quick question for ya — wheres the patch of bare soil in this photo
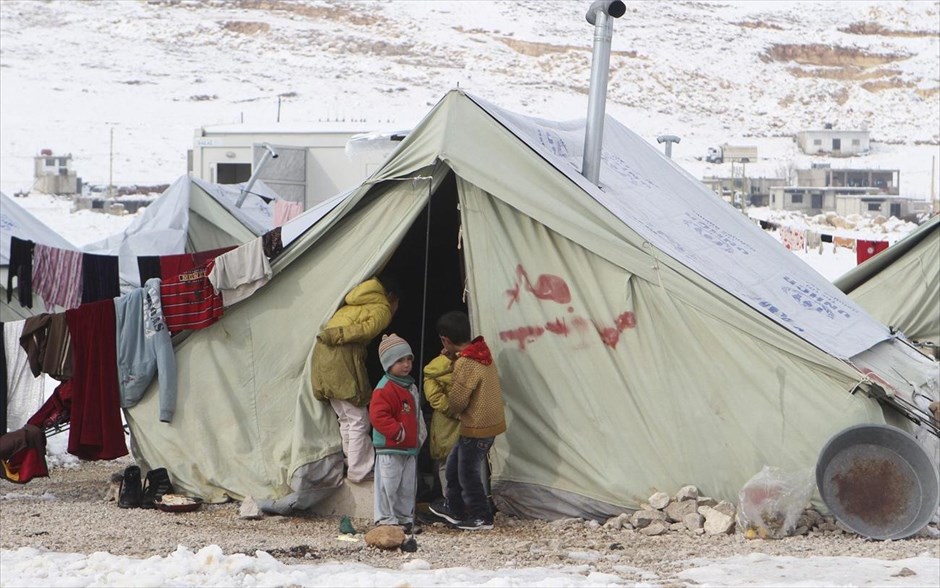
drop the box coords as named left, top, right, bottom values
left=2, top=462, right=937, bottom=584
left=735, top=20, right=784, bottom=31
left=840, top=22, right=940, bottom=39
left=763, top=43, right=912, bottom=68
left=786, top=66, right=902, bottom=81
left=221, top=21, right=271, bottom=35
left=497, top=37, right=637, bottom=59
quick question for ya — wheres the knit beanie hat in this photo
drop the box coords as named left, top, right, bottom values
left=379, top=333, right=413, bottom=372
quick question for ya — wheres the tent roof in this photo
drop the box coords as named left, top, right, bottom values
left=0, top=191, right=75, bottom=266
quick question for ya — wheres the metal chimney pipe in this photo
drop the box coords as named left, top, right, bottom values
left=582, top=0, right=626, bottom=185
left=236, top=143, right=279, bottom=208
left=657, top=135, right=681, bottom=159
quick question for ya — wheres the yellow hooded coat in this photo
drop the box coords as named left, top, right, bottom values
left=311, top=278, right=392, bottom=406
left=423, top=353, right=460, bottom=461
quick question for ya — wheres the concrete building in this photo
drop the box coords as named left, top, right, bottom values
left=797, top=127, right=870, bottom=156
left=33, top=150, right=79, bottom=194
left=702, top=175, right=787, bottom=207
left=189, top=123, right=402, bottom=210
left=796, top=164, right=899, bottom=196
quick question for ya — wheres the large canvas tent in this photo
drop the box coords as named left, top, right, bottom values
left=0, top=191, right=76, bottom=321
left=834, top=215, right=940, bottom=350
left=85, top=175, right=278, bottom=288
left=126, top=91, right=939, bottom=520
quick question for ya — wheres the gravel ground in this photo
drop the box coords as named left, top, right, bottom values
left=2, top=459, right=938, bottom=585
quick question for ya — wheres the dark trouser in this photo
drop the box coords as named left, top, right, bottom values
left=445, top=435, right=494, bottom=521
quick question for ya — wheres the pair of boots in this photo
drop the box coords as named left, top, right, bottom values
left=118, top=466, right=173, bottom=509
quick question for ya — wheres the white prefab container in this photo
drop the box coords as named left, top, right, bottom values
left=190, top=123, right=401, bottom=210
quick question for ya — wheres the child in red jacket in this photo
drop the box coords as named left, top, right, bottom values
left=369, top=334, right=426, bottom=529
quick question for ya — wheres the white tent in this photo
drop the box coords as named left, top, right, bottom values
left=84, top=175, right=278, bottom=288
left=0, top=191, right=76, bottom=321
left=835, top=215, right=940, bottom=351
left=126, top=91, right=939, bottom=520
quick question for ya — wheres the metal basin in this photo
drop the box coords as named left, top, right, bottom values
left=816, top=424, right=939, bottom=540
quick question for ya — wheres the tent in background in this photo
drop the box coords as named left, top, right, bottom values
left=126, top=90, right=938, bottom=520
left=834, top=215, right=940, bottom=352
left=0, top=191, right=76, bottom=321
left=84, top=175, right=279, bottom=288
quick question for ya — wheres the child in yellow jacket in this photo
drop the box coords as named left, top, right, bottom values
left=423, top=352, right=460, bottom=496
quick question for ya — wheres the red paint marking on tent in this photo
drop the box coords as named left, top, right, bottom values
left=615, top=311, right=636, bottom=331
left=516, top=265, right=572, bottom=304
left=505, top=282, right=521, bottom=309
left=499, top=325, right=545, bottom=350
left=567, top=306, right=574, bottom=313
left=545, top=318, right=569, bottom=336
left=594, top=322, right=620, bottom=349
left=571, top=316, right=590, bottom=333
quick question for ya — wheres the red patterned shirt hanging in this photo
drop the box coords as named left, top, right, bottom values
left=160, top=247, right=234, bottom=333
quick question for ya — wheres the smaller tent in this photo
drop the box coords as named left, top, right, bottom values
left=834, top=215, right=940, bottom=350
left=84, top=175, right=279, bottom=288
left=0, top=192, right=75, bottom=321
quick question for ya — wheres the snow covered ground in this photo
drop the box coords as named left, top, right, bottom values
left=1, top=543, right=937, bottom=587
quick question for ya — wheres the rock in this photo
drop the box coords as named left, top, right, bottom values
left=665, top=500, right=698, bottom=523
left=630, top=509, right=667, bottom=529
left=794, top=525, right=809, bottom=536
left=585, top=519, right=600, bottom=529
left=702, top=508, right=735, bottom=535
left=713, top=500, right=736, bottom=518
left=648, top=492, right=671, bottom=510
left=892, top=567, right=917, bottom=577
left=675, top=485, right=699, bottom=502
left=694, top=527, right=705, bottom=535
left=669, top=522, right=685, bottom=532
left=639, top=520, right=668, bottom=536
left=682, top=513, right=705, bottom=531
left=238, top=496, right=262, bottom=520
left=365, top=525, right=406, bottom=550
left=603, top=513, right=630, bottom=531
left=696, top=497, right=718, bottom=509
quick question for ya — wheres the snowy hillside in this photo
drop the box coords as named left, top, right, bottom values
left=1, top=0, right=938, bottom=195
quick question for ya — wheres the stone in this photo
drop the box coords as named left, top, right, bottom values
left=648, top=492, right=671, bottom=510
left=682, top=513, right=705, bottom=531
left=794, top=526, right=809, bottom=536
left=702, top=508, right=735, bottom=535
left=630, top=509, right=667, bottom=529
left=669, top=522, right=685, bottom=532
left=238, top=496, right=262, bottom=520
left=675, top=485, right=699, bottom=502
left=696, top=497, right=718, bottom=509
left=639, top=520, right=668, bottom=536
left=892, top=567, right=917, bottom=578
left=603, top=513, right=630, bottom=531
left=665, top=500, right=698, bottom=523
left=713, top=500, right=736, bottom=518
left=585, top=519, right=600, bottom=529
left=365, top=525, right=406, bottom=550
left=694, top=528, right=705, bottom=535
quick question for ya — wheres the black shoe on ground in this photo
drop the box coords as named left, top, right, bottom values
left=140, top=467, right=174, bottom=509
left=456, top=517, right=493, bottom=531
left=429, top=499, right=463, bottom=525
left=118, top=465, right=142, bottom=509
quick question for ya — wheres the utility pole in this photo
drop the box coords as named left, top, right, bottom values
left=932, top=155, right=937, bottom=215
left=108, top=126, right=114, bottom=199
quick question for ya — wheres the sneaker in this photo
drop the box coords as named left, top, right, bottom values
left=140, top=467, right=174, bottom=509
left=402, top=523, right=422, bottom=535
left=429, top=499, right=463, bottom=525
left=456, top=517, right=493, bottom=531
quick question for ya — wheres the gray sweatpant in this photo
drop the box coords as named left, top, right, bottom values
left=373, top=453, right=416, bottom=526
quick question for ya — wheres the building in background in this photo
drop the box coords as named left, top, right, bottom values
left=797, top=126, right=870, bottom=157
left=188, top=123, right=402, bottom=210
left=33, top=149, right=79, bottom=194
left=768, top=163, right=927, bottom=217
